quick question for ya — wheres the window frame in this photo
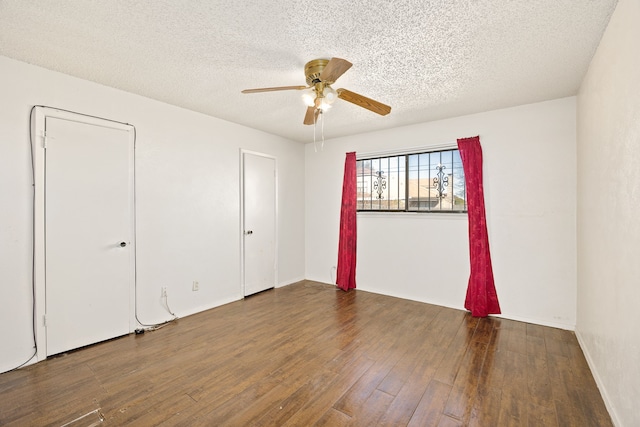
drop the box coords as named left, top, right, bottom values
left=356, top=145, right=467, bottom=214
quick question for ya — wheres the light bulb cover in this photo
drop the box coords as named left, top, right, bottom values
left=318, top=100, right=332, bottom=111
left=324, top=86, right=337, bottom=103
left=301, top=89, right=315, bottom=107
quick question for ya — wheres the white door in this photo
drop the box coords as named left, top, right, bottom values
left=242, top=152, right=276, bottom=296
left=45, top=116, right=134, bottom=356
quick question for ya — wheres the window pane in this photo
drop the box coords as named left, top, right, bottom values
left=358, top=156, right=405, bottom=211
left=356, top=160, right=367, bottom=210
left=372, top=158, right=384, bottom=210
left=397, top=156, right=406, bottom=210
left=357, top=148, right=466, bottom=213
left=451, top=150, right=466, bottom=211
left=408, top=153, right=437, bottom=211
left=356, top=159, right=374, bottom=210
left=406, top=154, right=419, bottom=210
left=384, top=156, right=403, bottom=210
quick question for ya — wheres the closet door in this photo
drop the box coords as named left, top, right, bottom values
left=242, top=152, right=276, bottom=296
left=45, top=116, right=134, bottom=355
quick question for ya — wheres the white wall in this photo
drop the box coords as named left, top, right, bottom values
left=0, top=55, right=305, bottom=373
left=306, top=97, right=577, bottom=328
left=576, top=0, right=640, bottom=425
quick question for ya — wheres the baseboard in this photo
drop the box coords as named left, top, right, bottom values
left=306, top=279, right=576, bottom=331
left=0, top=352, right=39, bottom=374
left=276, top=276, right=306, bottom=288
left=575, top=329, right=621, bottom=427
left=175, top=294, right=243, bottom=319
left=491, top=313, right=575, bottom=331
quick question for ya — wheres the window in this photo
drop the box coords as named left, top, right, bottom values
left=357, top=148, right=467, bottom=212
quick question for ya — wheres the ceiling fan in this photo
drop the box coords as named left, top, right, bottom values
left=241, top=58, right=391, bottom=125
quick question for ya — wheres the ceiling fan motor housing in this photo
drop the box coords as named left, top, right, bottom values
left=304, top=59, right=331, bottom=85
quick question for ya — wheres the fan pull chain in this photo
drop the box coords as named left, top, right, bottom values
left=312, top=110, right=326, bottom=152
left=313, top=112, right=317, bottom=152
left=321, top=111, right=325, bottom=151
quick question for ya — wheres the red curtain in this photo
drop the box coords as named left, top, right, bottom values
left=457, top=136, right=501, bottom=317
left=336, top=152, right=357, bottom=291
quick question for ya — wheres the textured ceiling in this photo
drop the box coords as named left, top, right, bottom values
left=0, top=1, right=617, bottom=143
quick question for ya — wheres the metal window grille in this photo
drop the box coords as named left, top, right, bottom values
left=357, top=149, right=467, bottom=213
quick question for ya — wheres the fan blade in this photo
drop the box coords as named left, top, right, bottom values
left=242, top=85, right=307, bottom=93
left=303, top=106, right=319, bottom=125
left=320, top=58, right=352, bottom=83
left=336, top=88, right=391, bottom=116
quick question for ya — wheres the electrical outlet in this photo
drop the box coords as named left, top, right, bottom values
left=192, top=281, right=199, bottom=291
left=161, top=286, right=167, bottom=297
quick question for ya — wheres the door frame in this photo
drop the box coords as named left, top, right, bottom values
left=31, top=106, right=136, bottom=361
left=239, top=149, right=278, bottom=296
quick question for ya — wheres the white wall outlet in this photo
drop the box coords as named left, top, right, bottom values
left=161, top=286, right=167, bottom=297
left=192, top=281, right=199, bottom=291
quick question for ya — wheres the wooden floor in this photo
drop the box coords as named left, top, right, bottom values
left=0, top=281, right=611, bottom=426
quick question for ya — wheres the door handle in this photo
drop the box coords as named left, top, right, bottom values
left=119, top=241, right=127, bottom=247
left=244, top=230, right=253, bottom=235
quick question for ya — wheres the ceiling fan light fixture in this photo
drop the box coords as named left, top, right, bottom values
left=318, top=101, right=332, bottom=112
left=323, top=86, right=337, bottom=104
left=314, top=93, right=332, bottom=112
left=301, top=89, right=315, bottom=107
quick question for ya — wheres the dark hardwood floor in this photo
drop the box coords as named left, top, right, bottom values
left=0, top=281, right=612, bottom=426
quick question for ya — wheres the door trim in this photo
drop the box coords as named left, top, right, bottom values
left=239, top=149, right=278, bottom=297
left=31, top=106, right=136, bottom=361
